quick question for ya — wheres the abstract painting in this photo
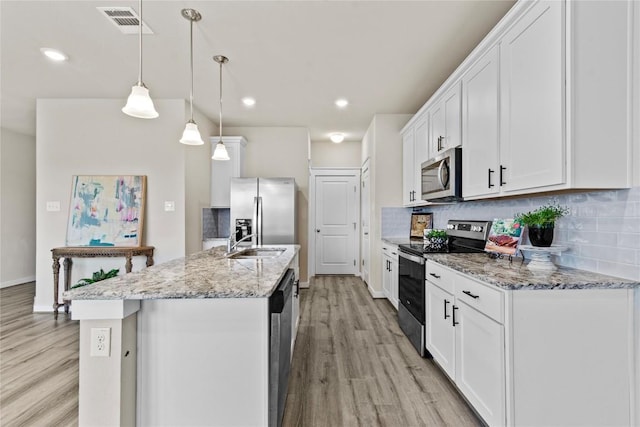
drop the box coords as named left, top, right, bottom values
left=66, top=175, right=146, bottom=247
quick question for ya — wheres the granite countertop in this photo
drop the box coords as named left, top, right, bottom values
left=63, top=245, right=299, bottom=300
left=382, top=237, right=415, bottom=246
left=425, top=253, right=639, bottom=290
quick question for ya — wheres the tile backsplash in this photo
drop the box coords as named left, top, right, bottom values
left=202, top=208, right=230, bottom=239
left=382, top=187, right=640, bottom=281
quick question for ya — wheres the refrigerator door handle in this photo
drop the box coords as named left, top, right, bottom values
left=256, top=196, right=263, bottom=245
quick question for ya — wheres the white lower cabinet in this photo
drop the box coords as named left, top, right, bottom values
left=425, top=260, right=635, bottom=426
left=455, top=300, right=505, bottom=427
left=381, top=242, right=399, bottom=309
left=426, top=261, right=505, bottom=425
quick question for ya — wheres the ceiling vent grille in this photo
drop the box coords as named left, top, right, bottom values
left=97, top=7, right=153, bottom=34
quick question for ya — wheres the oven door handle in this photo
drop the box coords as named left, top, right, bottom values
left=399, top=250, right=425, bottom=265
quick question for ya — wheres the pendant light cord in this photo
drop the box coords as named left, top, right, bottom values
left=218, top=60, right=223, bottom=142
left=189, top=18, right=194, bottom=121
left=137, top=0, right=143, bottom=86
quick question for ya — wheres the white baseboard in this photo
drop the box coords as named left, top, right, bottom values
left=1, top=275, right=35, bottom=289
left=33, top=304, right=66, bottom=313
left=367, top=285, right=386, bottom=299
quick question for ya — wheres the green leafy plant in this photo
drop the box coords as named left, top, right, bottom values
left=426, top=229, right=448, bottom=239
left=514, top=203, right=569, bottom=227
left=71, top=268, right=119, bottom=289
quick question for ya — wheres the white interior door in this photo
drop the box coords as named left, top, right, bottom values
left=315, top=175, right=358, bottom=275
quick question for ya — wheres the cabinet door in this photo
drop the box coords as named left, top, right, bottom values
left=443, top=82, right=461, bottom=150
left=462, top=46, right=500, bottom=198
left=413, top=115, right=429, bottom=202
left=381, top=252, right=391, bottom=298
left=402, top=128, right=416, bottom=205
left=425, top=282, right=455, bottom=379
left=500, top=0, right=564, bottom=192
left=429, top=103, right=445, bottom=156
left=211, top=139, right=245, bottom=207
left=455, top=301, right=505, bottom=427
left=389, top=256, right=399, bottom=310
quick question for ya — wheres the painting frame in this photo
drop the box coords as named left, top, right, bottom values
left=484, top=218, right=523, bottom=256
left=65, top=175, right=147, bottom=247
left=410, top=213, right=433, bottom=239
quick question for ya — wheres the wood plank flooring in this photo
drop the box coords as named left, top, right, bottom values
left=0, top=282, right=79, bottom=426
left=283, top=276, right=480, bottom=427
left=1, top=277, right=479, bottom=426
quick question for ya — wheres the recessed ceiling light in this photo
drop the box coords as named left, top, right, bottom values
left=242, top=97, right=256, bottom=107
left=335, top=99, right=348, bottom=108
left=40, top=48, right=68, bottom=62
left=330, top=133, right=345, bottom=143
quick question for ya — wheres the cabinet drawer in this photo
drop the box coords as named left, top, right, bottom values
left=426, top=261, right=455, bottom=294
left=382, top=243, right=399, bottom=261
left=455, top=274, right=503, bottom=323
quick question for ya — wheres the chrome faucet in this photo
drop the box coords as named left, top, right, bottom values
left=227, top=234, right=255, bottom=253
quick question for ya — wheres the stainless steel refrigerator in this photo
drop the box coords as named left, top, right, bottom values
left=230, top=178, right=297, bottom=246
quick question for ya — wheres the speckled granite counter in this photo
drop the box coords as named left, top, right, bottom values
left=382, top=237, right=414, bottom=246
left=425, top=252, right=639, bottom=290
left=63, top=245, right=299, bottom=300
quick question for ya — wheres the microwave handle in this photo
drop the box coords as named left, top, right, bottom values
left=437, top=159, right=449, bottom=190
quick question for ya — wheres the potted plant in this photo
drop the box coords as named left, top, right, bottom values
left=71, top=268, right=119, bottom=289
left=514, top=203, right=569, bottom=247
left=425, top=229, right=448, bottom=251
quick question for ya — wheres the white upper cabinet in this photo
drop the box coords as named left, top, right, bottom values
left=462, top=46, right=500, bottom=198
left=413, top=113, right=429, bottom=201
left=499, top=0, right=564, bottom=193
left=430, top=83, right=462, bottom=157
left=403, top=0, right=634, bottom=202
left=210, top=136, right=247, bottom=207
left=402, top=112, right=430, bottom=207
left=402, top=127, right=416, bottom=206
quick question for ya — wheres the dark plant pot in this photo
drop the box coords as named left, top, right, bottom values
left=528, top=225, right=554, bottom=247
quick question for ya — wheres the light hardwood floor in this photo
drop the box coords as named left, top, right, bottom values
left=1, top=278, right=478, bottom=426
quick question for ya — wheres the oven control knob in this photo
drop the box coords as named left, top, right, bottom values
left=447, top=224, right=455, bottom=230
left=471, top=225, right=477, bottom=232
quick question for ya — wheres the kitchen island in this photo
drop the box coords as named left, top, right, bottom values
left=64, top=245, right=300, bottom=427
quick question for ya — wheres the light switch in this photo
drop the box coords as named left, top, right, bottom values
left=46, top=201, right=60, bottom=212
left=164, top=201, right=175, bottom=212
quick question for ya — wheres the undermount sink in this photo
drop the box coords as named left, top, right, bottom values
left=226, top=248, right=285, bottom=259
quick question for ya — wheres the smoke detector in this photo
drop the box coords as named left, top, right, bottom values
left=97, top=7, right=153, bottom=34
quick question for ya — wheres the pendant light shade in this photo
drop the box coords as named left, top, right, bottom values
left=179, top=9, right=204, bottom=145
left=212, top=55, right=230, bottom=161
left=122, top=0, right=158, bottom=119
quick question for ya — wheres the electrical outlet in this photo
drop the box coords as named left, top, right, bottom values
left=90, top=327, right=111, bottom=357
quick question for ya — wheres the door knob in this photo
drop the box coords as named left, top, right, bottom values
left=316, top=229, right=320, bottom=233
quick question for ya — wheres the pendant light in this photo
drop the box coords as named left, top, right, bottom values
left=212, top=55, right=230, bottom=161
left=179, top=9, right=204, bottom=145
left=122, top=0, right=159, bottom=119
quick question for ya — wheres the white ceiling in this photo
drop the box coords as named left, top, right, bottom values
left=0, top=0, right=515, bottom=142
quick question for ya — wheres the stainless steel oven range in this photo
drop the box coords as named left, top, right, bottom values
left=397, top=219, right=491, bottom=356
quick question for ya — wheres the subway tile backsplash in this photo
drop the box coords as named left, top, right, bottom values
left=383, top=187, right=640, bottom=281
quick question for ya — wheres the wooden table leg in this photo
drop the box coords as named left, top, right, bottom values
left=63, top=258, right=72, bottom=315
left=125, top=254, right=133, bottom=273
left=146, top=252, right=154, bottom=267
left=52, top=255, right=61, bottom=320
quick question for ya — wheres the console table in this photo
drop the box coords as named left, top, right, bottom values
left=51, top=246, right=154, bottom=319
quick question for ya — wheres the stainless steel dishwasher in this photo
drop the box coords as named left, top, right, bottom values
left=269, top=268, right=294, bottom=427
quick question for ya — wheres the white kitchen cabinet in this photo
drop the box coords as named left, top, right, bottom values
left=402, top=113, right=428, bottom=207
left=381, top=242, right=398, bottom=309
left=425, top=281, right=455, bottom=378
left=210, top=136, right=247, bottom=207
left=455, top=300, right=505, bottom=427
left=401, top=128, right=416, bottom=206
left=429, top=82, right=461, bottom=157
left=499, top=0, right=564, bottom=193
left=425, top=260, right=635, bottom=426
left=425, top=261, right=505, bottom=425
left=461, top=46, right=500, bottom=199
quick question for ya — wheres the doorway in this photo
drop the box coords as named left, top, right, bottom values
left=309, top=169, right=360, bottom=276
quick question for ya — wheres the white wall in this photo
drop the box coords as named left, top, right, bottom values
left=35, top=99, right=212, bottom=312
left=310, top=140, right=362, bottom=168
left=225, top=126, right=310, bottom=282
left=0, top=128, right=36, bottom=287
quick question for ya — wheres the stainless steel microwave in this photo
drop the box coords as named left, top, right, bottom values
left=421, top=147, right=462, bottom=201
